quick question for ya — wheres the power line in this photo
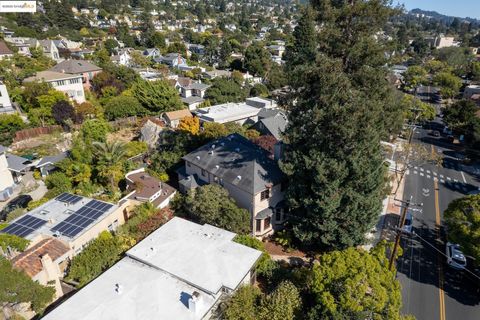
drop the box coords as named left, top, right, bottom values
left=412, top=231, right=480, bottom=281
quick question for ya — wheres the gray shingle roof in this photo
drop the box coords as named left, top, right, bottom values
left=36, top=152, right=68, bottom=168
left=258, top=112, right=287, bottom=140
left=49, top=60, right=102, bottom=74
left=182, top=133, right=285, bottom=194
left=6, top=153, right=31, bottom=172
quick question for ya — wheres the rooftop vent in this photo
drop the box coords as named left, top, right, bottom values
left=236, top=175, right=242, bottom=180
left=195, top=155, right=200, bottom=160
left=115, top=283, right=123, bottom=295
left=215, top=165, right=219, bottom=169
left=211, top=144, right=215, bottom=149
left=208, top=150, right=214, bottom=155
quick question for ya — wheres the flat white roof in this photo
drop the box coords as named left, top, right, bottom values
left=42, top=218, right=262, bottom=320
left=195, top=102, right=260, bottom=123
left=41, top=257, right=217, bottom=320
left=127, top=217, right=262, bottom=294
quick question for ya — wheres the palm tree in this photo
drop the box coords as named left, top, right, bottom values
left=92, top=141, right=127, bottom=190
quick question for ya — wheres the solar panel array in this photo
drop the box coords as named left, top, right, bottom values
left=1, top=215, right=47, bottom=238
left=56, top=193, right=83, bottom=204
left=51, top=200, right=114, bottom=238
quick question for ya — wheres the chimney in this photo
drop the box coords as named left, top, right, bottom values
left=188, top=291, right=201, bottom=314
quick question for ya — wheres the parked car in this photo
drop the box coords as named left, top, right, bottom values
left=402, top=212, right=413, bottom=234
left=446, top=242, right=467, bottom=270
left=0, top=195, right=33, bottom=221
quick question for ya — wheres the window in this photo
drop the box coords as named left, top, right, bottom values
left=264, top=217, right=271, bottom=230
left=255, top=220, right=262, bottom=232
left=201, top=169, right=206, bottom=177
left=260, top=189, right=270, bottom=201
left=275, top=209, right=282, bottom=222
left=56, top=80, right=66, bottom=86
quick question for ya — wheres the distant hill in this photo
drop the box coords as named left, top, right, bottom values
left=409, top=8, right=480, bottom=25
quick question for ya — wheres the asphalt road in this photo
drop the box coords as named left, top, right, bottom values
left=396, top=123, right=480, bottom=320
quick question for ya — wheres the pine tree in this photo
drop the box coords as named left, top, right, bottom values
left=282, top=0, right=402, bottom=250
left=284, top=6, right=317, bottom=72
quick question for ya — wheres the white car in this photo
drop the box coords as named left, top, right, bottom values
left=402, top=212, right=413, bottom=234
left=446, top=242, right=467, bottom=270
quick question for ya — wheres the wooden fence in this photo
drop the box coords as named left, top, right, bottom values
left=14, top=125, right=62, bottom=142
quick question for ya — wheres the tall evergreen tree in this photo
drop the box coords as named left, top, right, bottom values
left=284, top=6, right=317, bottom=71
left=282, top=0, right=401, bottom=250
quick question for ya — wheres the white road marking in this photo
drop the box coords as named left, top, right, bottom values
left=414, top=166, right=418, bottom=170
left=420, top=173, right=424, bottom=177
left=433, top=172, right=437, bottom=176
left=454, top=179, right=458, bottom=183
left=447, top=177, right=451, bottom=181
left=414, top=170, right=418, bottom=175
left=427, top=170, right=431, bottom=174
left=440, top=175, right=444, bottom=178
left=427, top=175, right=431, bottom=179
left=440, top=179, right=445, bottom=183
left=420, top=168, right=424, bottom=172
left=406, top=170, right=410, bottom=175
left=461, top=171, right=467, bottom=183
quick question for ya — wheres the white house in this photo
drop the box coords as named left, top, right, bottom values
left=41, top=217, right=262, bottom=320
left=0, top=81, right=14, bottom=114
left=194, top=97, right=277, bottom=125
left=111, top=49, right=132, bottom=66
left=24, top=71, right=85, bottom=103
left=0, top=146, right=15, bottom=201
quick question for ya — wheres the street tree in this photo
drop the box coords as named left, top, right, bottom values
left=444, top=194, right=480, bottom=262
left=443, top=99, right=478, bottom=136
left=307, top=242, right=402, bottom=319
left=403, top=66, right=428, bottom=90
left=282, top=0, right=402, bottom=250
left=433, top=72, right=462, bottom=100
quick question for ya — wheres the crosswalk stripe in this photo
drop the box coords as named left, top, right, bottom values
left=440, top=175, right=444, bottom=178
left=454, top=179, right=458, bottom=183
left=440, top=179, right=445, bottom=183
left=427, top=170, right=431, bottom=174
left=427, top=175, right=431, bottom=179
left=414, top=170, right=418, bottom=174
left=433, top=172, right=437, bottom=176
left=420, top=173, right=424, bottom=176
left=447, top=177, right=451, bottom=181
left=414, top=166, right=418, bottom=170
left=420, top=168, right=424, bottom=172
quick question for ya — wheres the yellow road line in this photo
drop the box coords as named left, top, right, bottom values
left=435, top=176, right=446, bottom=320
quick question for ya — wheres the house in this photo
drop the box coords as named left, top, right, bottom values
left=202, top=69, right=231, bottom=80
left=4, top=37, right=37, bottom=56
left=0, top=40, right=13, bottom=60
left=111, top=49, right=132, bottom=66
left=0, top=193, right=130, bottom=254
left=154, top=53, right=188, bottom=68
left=162, top=109, right=193, bottom=128
left=41, top=217, right=262, bottom=320
left=143, top=48, right=161, bottom=59
left=179, top=134, right=287, bottom=236
left=35, top=152, right=68, bottom=177
left=0, top=146, right=15, bottom=201
left=49, top=59, right=102, bottom=90
left=6, top=153, right=31, bottom=183
left=194, top=97, right=277, bottom=125
left=267, top=44, right=285, bottom=58
left=38, top=40, right=62, bottom=62
left=24, top=71, right=85, bottom=103
left=434, top=35, right=459, bottom=49
left=175, top=77, right=210, bottom=110
left=124, top=168, right=176, bottom=208
left=464, top=85, right=480, bottom=100
left=252, top=109, right=288, bottom=140
left=187, top=43, right=205, bottom=56
left=11, top=238, right=71, bottom=298
left=0, top=81, right=15, bottom=114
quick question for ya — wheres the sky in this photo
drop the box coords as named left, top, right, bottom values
left=398, top=0, right=480, bottom=20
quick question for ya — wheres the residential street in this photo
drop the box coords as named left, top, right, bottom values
left=397, top=121, right=480, bottom=320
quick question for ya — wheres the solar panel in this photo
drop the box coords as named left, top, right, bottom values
left=56, top=193, right=83, bottom=204
left=50, top=199, right=114, bottom=238
left=1, top=215, right=47, bottom=238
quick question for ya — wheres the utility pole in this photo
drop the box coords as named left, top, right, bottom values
left=388, top=196, right=422, bottom=271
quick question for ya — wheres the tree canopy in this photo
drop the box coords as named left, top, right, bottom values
left=308, top=243, right=402, bottom=319
left=131, top=79, right=183, bottom=113
left=444, top=194, right=480, bottom=263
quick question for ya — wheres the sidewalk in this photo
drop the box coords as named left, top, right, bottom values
left=363, top=163, right=406, bottom=250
